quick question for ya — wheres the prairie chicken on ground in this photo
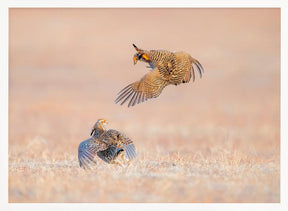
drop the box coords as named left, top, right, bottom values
left=78, top=119, right=137, bottom=169
left=115, top=44, right=204, bottom=107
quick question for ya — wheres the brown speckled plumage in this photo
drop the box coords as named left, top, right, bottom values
left=78, top=119, right=136, bottom=169
left=115, top=44, right=204, bottom=107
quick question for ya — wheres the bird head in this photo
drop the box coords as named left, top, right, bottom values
left=90, top=119, right=108, bottom=136
left=132, top=44, right=149, bottom=65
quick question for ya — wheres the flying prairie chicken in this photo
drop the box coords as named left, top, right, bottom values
left=78, top=119, right=137, bottom=169
left=115, top=44, right=204, bottom=107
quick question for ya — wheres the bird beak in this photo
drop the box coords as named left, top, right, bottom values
left=133, top=56, right=138, bottom=65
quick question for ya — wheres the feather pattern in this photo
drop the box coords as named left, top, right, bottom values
left=78, top=120, right=137, bottom=169
left=115, top=45, right=204, bottom=107
left=115, top=67, right=168, bottom=107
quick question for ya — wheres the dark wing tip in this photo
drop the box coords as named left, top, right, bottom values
left=195, top=60, right=204, bottom=77
left=192, top=59, right=204, bottom=79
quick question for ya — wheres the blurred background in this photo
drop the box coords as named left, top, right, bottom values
left=9, top=8, right=280, bottom=203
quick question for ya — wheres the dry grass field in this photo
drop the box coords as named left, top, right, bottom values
left=8, top=8, right=280, bottom=203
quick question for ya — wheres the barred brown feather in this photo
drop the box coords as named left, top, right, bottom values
left=115, top=44, right=204, bottom=107
left=78, top=119, right=137, bottom=169
left=115, top=67, right=168, bottom=107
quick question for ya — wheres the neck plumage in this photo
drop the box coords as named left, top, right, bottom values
left=92, top=125, right=106, bottom=138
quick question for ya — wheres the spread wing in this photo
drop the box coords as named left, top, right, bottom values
left=78, top=137, right=109, bottom=169
left=115, top=67, right=168, bottom=107
left=117, top=132, right=137, bottom=161
left=123, top=143, right=137, bottom=160
left=99, top=129, right=137, bottom=161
